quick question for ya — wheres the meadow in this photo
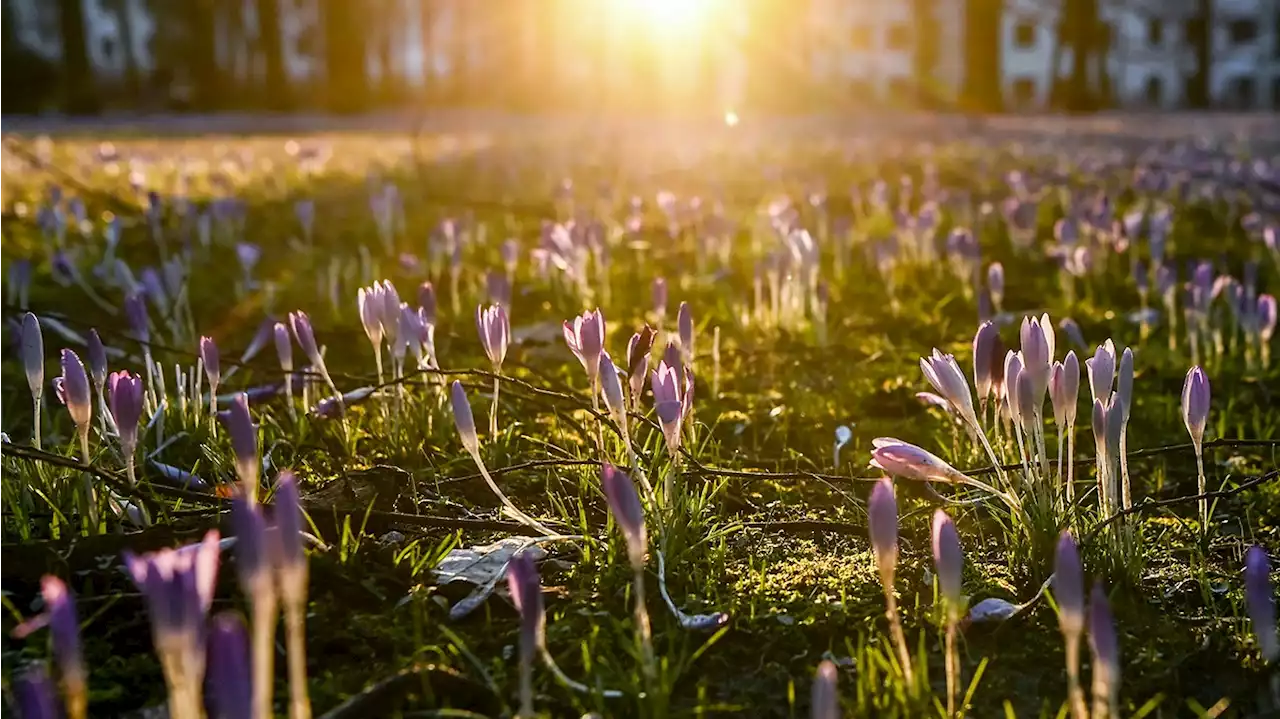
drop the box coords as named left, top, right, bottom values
left=1, top=115, right=1277, bottom=718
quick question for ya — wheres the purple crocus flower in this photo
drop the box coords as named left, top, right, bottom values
left=200, top=336, right=220, bottom=402
left=627, top=326, right=656, bottom=406
left=1244, top=545, right=1277, bottom=662
left=476, top=304, right=510, bottom=369
left=599, top=353, right=626, bottom=420
left=810, top=660, right=839, bottom=719
left=651, top=361, right=685, bottom=454
left=601, top=463, right=647, bottom=569
left=288, top=311, right=320, bottom=367
left=21, top=312, right=44, bottom=400
left=14, top=576, right=86, bottom=717
left=506, top=551, right=545, bottom=718
left=273, top=471, right=308, bottom=607
left=921, top=349, right=977, bottom=427
left=1088, top=582, right=1120, bottom=713
left=1181, top=366, right=1210, bottom=448
left=1050, top=351, right=1080, bottom=431
left=563, top=309, right=606, bottom=384
left=1085, top=340, right=1116, bottom=403
left=1058, top=318, right=1086, bottom=351
left=653, top=278, right=668, bottom=319
left=987, top=262, right=1005, bottom=311
left=205, top=612, right=252, bottom=719
left=417, top=282, right=437, bottom=326
left=273, top=322, right=293, bottom=374
left=108, top=371, right=145, bottom=468
left=931, top=509, right=963, bottom=616
left=1054, top=531, right=1085, bottom=636
left=217, top=393, right=259, bottom=501
left=231, top=495, right=272, bottom=600
left=677, top=301, right=694, bottom=362
left=14, top=664, right=60, bottom=719
left=8, top=258, right=32, bottom=309
left=870, top=438, right=972, bottom=484
left=450, top=381, right=479, bottom=454
left=123, top=530, right=222, bottom=716
left=357, top=284, right=385, bottom=369
left=86, top=329, right=107, bottom=390
left=868, top=478, right=898, bottom=576
left=57, top=349, right=92, bottom=436
left=973, top=321, right=999, bottom=405
left=124, top=292, right=149, bottom=343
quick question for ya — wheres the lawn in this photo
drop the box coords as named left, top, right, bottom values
left=1, top=116, right=1277, bottom=718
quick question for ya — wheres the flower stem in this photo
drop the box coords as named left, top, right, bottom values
left=945, top=620, right=958, bottom=718
left=883, top=577, right=915, bottom=685
left=1195, top=447, right=1208, bottom=529
left=633, top=566, right=656, bottom=684
left=284, top=598, right=312, bottom=719
left=471, top=452, right=556, bottom=536
left=31, top=393, right=42, bottom=450
left=491, top=375, right=500, bottom=439
left=518, top=650, right=534, bottom=718
left=1064, top=631, right=1087, bottom=719
left=252, top=593, right=278, bottom=719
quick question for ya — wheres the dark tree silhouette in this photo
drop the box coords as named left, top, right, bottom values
left=1185, top=0, right=1212, bottom=108
left=323, top=0, right=367, bottom=112
left=258, top=0, right=289, bottom=108
left=58, top=0, right=98, bottom=113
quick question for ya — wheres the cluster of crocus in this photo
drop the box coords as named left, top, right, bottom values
left=1085, top=340, right=1133, bottom=521
left=356, top=280, right=402, bottom=384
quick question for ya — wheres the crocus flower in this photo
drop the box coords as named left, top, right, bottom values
left=921, top=349, right=978, bottom=428
left=810, top=660, right=839, bottom=719
left=651, top=360, right=685, bottom=455
left=932, top=509, right=963, bottom=616
left=357, top=284, right=386, bottom=379
left=21, top=312, right=45, bottom=443
left=506, top=551, right=545, bottom=718
left=273, top=322, right=293, bottom=373
left=868, top=477, right=914, bottom=682
left=1181, top=365, right=1211, bottom=524
left=57, top=349, right=92, bottom=449
left=290, top=310, right=340, bottom=401
left=14, top=664, right=60, bottom=719
left=1086, top=340, right=1116, bottom=403
left=205, top=613, right=252, bottom=719
left=1050, top=353, right=1080, bottom=431
left=14, top=576, right=86, bottom=719
left=1059, top=317, right=1086, bottom=350
left=870, top=438, right=972, bottom=485
left=627, top=326, right=656, bottom=406
left=231, top=496, right=272, bottom=599
left=1055, top=531, right=1087, bottom=719
left=1020, top=314, right=1054, bottom=404
left=1244, top=545, right=1277, bottom=662
left=124, top=292, right=149, bottom=343
left=124, top=530, right=221, bottom=719
left=987, top=262, right=1004, bottom=311
left=1088, top=583, right=1120, bottom=718
left=973, top=321, right=999, bottom=406
left=274, top=471, right=312, bottom=719
left=86, top=329, right=107, bottom=391
left=108, top=371, right=144, bottom=481
left=476, top=304, right=509, bottom=368
left=652, top=277, right=668, bottom=320
left=677, top=301, right=694, bottom=363
left=218, top=393, right=259, bottom=501
left=1116, top=347, right=1134, bottom=507
left=563, top=308, right=605, bottom=385
left=199, top=336, right=220, bottom=413
left=450, top=381, right=479, bottom=455
left=417, top=282, right=437, bottom=326
left=601, top=463, right=647, bottom=570
left=599, top=353, right=627, bottom=423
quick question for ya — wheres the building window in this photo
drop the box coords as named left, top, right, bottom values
left=1146, top=18, right=1163, bottom=46
left=1014, top=21, right=1036, bottom=49
left=1228, top=75, right=1256, bottom=107
left=851, top=25, right=872, bottom=49
left=1228, top=18, right=1257, bottom=45
left=1012, top=77, right=1037, bottom=107
left=886, top=24, right=911, bottom=51
left=1145, top=75, right=1163, bottom=106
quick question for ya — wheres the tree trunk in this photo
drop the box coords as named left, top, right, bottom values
left=912, top=0, right=939, bottom=108
left=58, top=0, right=98, bottom=113
left=1063, top=0, right=1102, bottom=112
left=1186, top=0, right=1211, bottom=108
left=258, top=0, right=288, bottom=108
left=962, top=0, right=1002, bottom=112
left=323, top=0, right=366, bottom=112
left=187, top=0, right=220, bottom=109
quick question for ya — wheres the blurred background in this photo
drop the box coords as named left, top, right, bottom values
left=3, top=0, right=1278, bottom=117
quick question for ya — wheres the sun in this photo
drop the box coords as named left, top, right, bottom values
left=617, top=0, right=716, bottom=32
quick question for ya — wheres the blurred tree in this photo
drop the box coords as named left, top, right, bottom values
left=1185, top=0, right=1211, bottom=108
left=963, top=0, right=1002, bottom=112
left=323, top=0, right=367, bottom=112
left=58, top=0, right=99, bottom=113
left=258, top=0, right=288, bottom=108
left=104, top=0, right=141, bottom=102
left=912, top=0, right=940, bottom=108
left=3, top=0, right=61, bottom=112
left=186, top=0, right=221, bottom=109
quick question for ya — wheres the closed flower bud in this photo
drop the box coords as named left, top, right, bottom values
left=601, top=464, right=647, bottom=570
left=1181, top=366, right=1210, bottom=447
left=1054, top=531, right=1085, bottom=636
left=931, top=509, right=963, bottom=617
left=1244, top=545, right=1277, bottom=662
left=868, top=478, right=898, bottom=578
left=450, top=381, right=479, bottom=454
